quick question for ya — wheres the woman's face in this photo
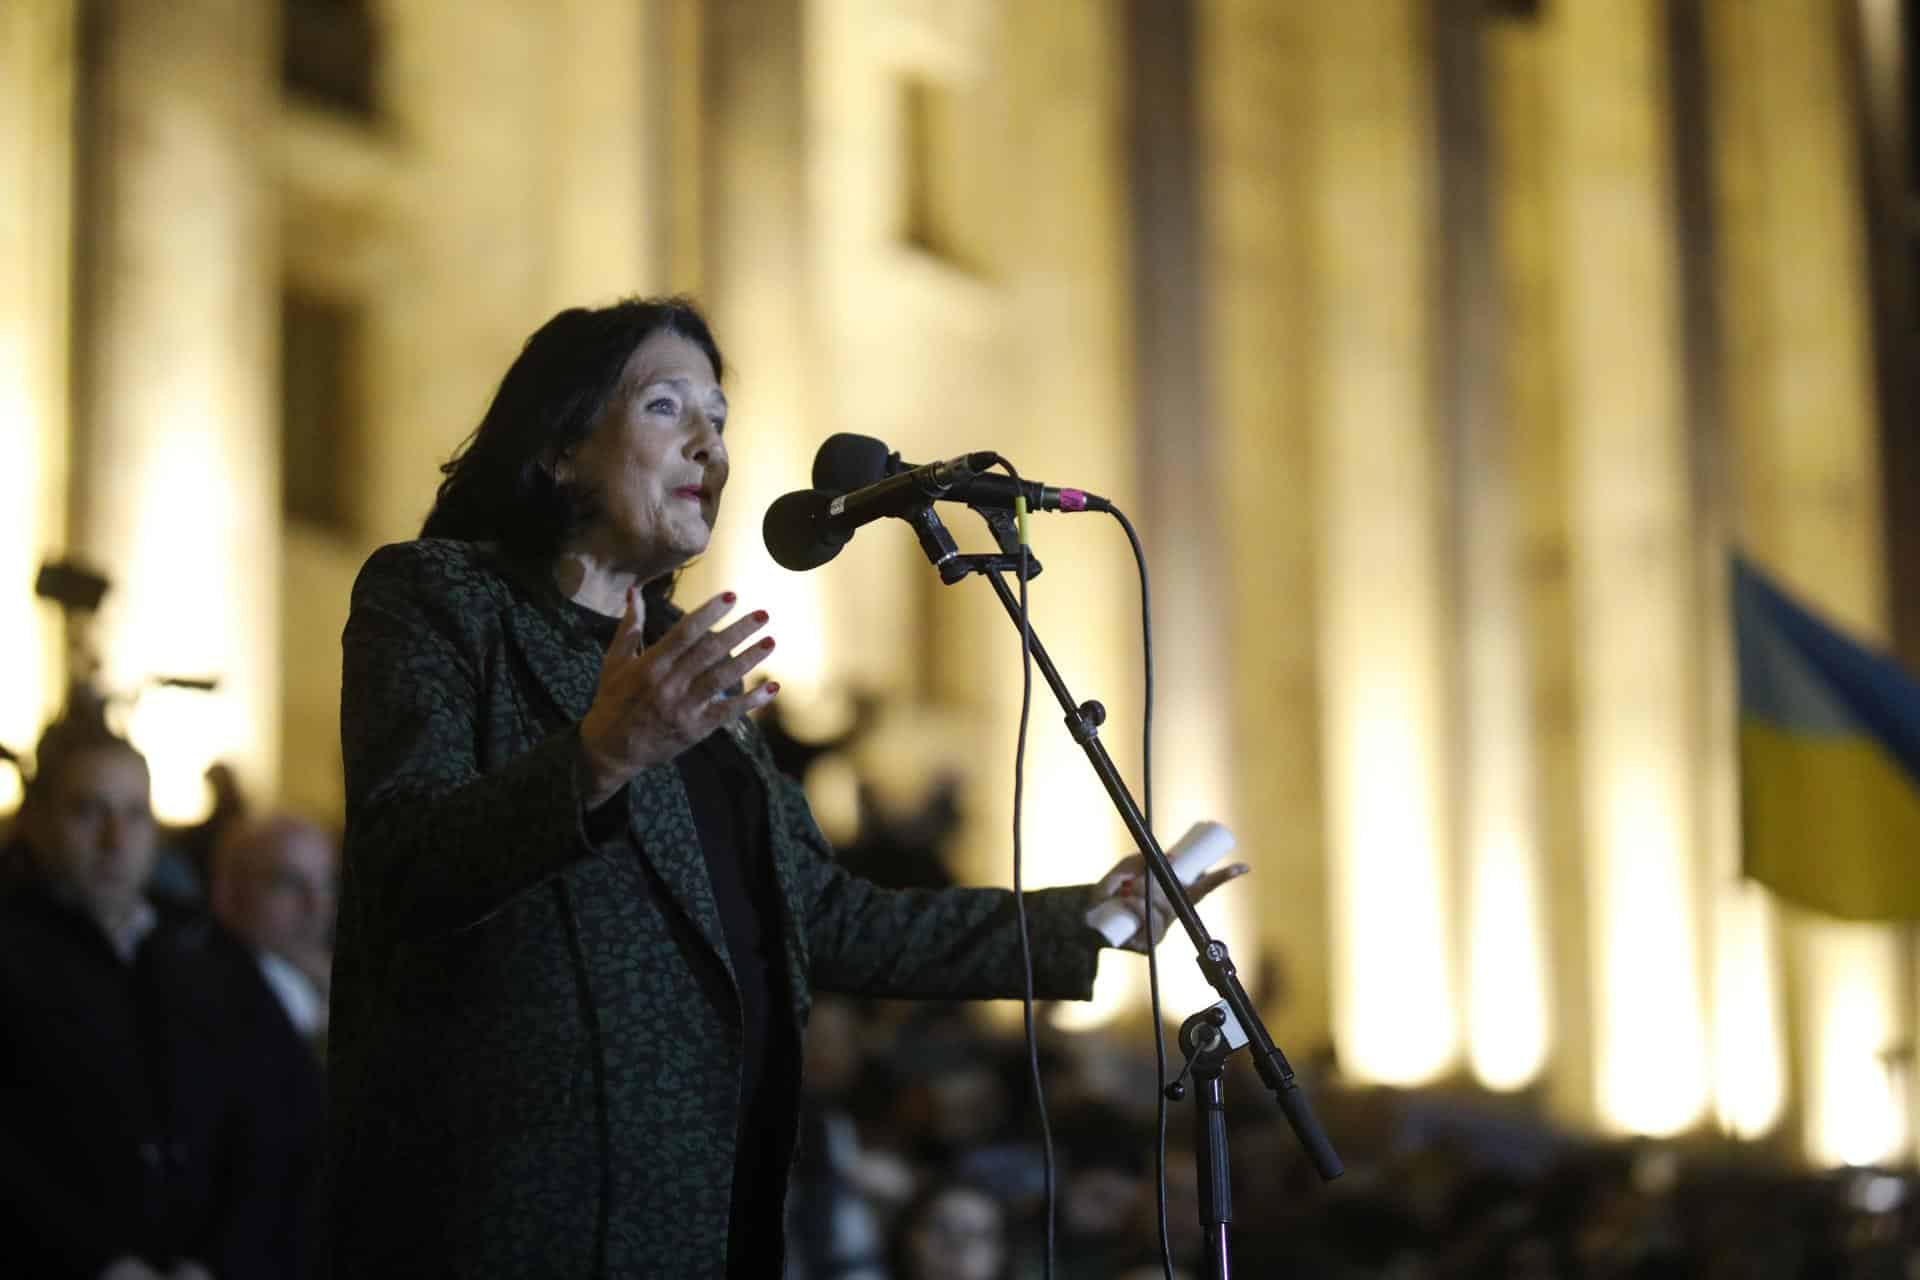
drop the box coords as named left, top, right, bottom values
left=563, top=328, right=728, bottom=579
left=904, top=1187, right=1006, bottom=1280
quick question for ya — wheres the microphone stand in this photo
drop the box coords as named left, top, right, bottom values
left=920, top=503, right=1343, bottom=1280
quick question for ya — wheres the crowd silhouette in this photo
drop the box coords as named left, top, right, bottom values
left=0, top=661, right=1913, bottom=1278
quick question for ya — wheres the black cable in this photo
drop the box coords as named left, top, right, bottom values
left=1109, top=506, right=1174, bottom=1280
left=992, top=455, right=1055, bottom=1280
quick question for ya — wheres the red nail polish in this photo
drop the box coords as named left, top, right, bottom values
left=721, top=591, right=737, bottom=604
left=761, top=637, right=776, bottom=650
left=753, top=610, right=769, bottom=622
left=767, top=682, right=781, bottom=694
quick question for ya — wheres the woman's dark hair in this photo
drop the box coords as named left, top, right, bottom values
left=420, top=296, right=724, bottom=578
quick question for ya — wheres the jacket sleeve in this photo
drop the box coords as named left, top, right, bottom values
left=804, top=862, right=1103, bottom=1003
left=754, top=741, right=1104, bottom=1001
left=340, top=542, right=618, bottom=940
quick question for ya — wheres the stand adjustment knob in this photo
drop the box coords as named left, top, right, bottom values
left=1079, top=700, right=1106, bottom=726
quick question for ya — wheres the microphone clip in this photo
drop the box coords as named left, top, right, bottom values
left=902, top=501, right=1043, bottom=586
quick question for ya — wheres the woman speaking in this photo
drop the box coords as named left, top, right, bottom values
left=325, top=297, right=1247, bottom=1278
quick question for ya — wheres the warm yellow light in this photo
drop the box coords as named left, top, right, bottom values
left=1050, top=964, right=1139, bottom=1033
left=1549, top=0, right=1713, bottom=1139
left=1459, top=524, right=1549, bottom=1094
left=0, top=2, right=71, bottom=765
left=1701, top=0, right=1904, bottom=1170
left=1028, top=754, right=1140, bottom=1033
left=100, top=434, right=266, bottom=827
left=1467, top=829, right=1550, bottom=1091
left=686, top=420, right=832, bottom=702
left=1035, top=654, right=1243, bottom=1035
left=775, top=685, right=859, bottom=747
left=76, top=28, right=279, bottom=819
left=1711, top=884, right=1785, bottom=1139
left=1312, top=0, right=1456, bottom=1089
left=0, top=341, right=52, bottom=760
left=801, top=753, right=861, bottom=848
left=1331, top=682, right=1457, bottom=1085
left=733, top=567, right=831, bottom=700
left=1803, top=922, right=1908, bottom=1167
left=1147, top=748, right=1247, bottom=1034
left=126, top=683, right=224, bottom=826
left=1595, top=764, right=1709, bottom=1135
left=846, top=703, right=971, bottom=816
left=1148, top=871, right=1252, bottom=1030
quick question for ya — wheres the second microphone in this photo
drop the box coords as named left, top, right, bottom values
left=762, top=434, right=1109, bottom=572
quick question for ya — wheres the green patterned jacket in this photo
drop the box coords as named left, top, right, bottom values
left=325, top=538, right=1104, bottom=1278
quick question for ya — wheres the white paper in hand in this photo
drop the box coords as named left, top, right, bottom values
left=1085, top=820, right=1237, bottom=948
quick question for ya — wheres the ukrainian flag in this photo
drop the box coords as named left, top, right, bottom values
left=1735, top=556, right=1920, bottom=921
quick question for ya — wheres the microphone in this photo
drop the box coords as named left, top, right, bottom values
left=811, top=433, right=1109, bottom=515
left=763, top=435, right=1113, bottom=572
left=763, top=452, right=992, bottom=571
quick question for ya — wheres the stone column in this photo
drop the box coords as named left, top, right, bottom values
left=1309, top=0, right=1460, bottom=1086
left=1436, top=0, right=1551, bottom=1096
left=0, top=0, right=77, bottom=802
left=73, top=0, right=278, bottom=821
left=1707, top=0, right=1908, bottom=1166
left=1667, top=0, right=1788, bottom=1146
left=1125, top=0, right=1226, bottom=853
left=536, top=0, right=660, bottom=310
left=678, top=0, right=835, bottom=702
left=1196, top=0, right=1330, bottom=1054
left=1550, top=0, right=1710, bottom=1136
left=0, top=0, right=76, bottom=798
left=965, top=0, right=1145, bottom=1028
left=1123, top=0, right=1253, bottom=1029
left=1489, top=8, right=1598, bottom=1128
left=996, top=3, right=1141, bottom=856
left=367, top=0, right=596, bottom=547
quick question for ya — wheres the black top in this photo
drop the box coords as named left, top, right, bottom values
left=570, top=601, right=799, bottom=1275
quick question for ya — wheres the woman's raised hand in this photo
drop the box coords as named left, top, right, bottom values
left=577, top=588, right=779, bottom=806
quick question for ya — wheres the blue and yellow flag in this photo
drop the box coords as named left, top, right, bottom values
left=1735, top=556, right=1920, bottom=921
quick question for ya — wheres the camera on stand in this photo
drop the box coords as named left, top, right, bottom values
left=2, top=558, right=222, bottom=775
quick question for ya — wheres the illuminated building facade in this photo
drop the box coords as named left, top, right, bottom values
left=3, top=0, right=1916, bottom=1164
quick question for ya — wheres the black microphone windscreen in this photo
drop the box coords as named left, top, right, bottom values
left=762, top=489, right=850, bottom=571
left=812, top=433, right=892, bottom=493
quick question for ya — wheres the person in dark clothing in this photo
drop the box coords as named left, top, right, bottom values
left=210, top=814, right=338, bottom=1048
left=325, top=296, right=1250, bottom=1279
left=198, top=911, right=328, bottom=1279
left=0, top=708, right=311, bottom=1279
